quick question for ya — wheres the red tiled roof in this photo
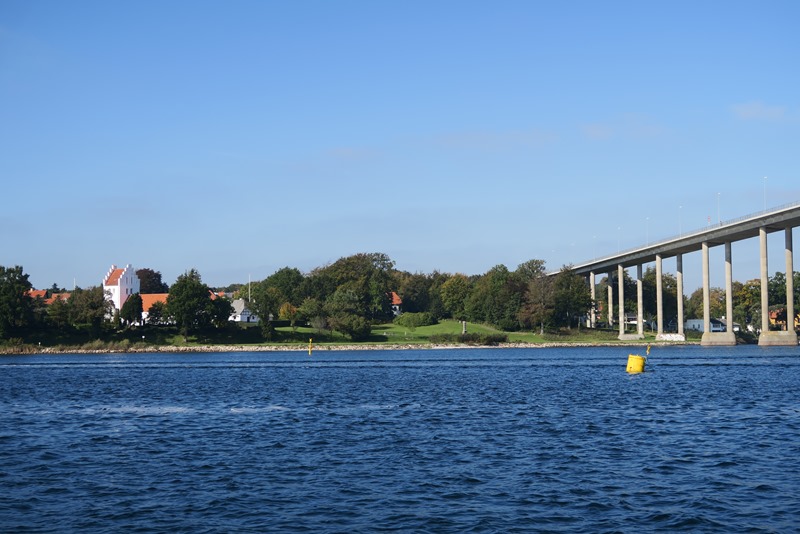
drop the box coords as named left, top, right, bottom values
left=141, top=293, right=168, bottom=312
left=27, top=289, right=47, bottom=299
left=104, top=268, right=124, bottom=287
left=391, top=291, right=402, bottom=306
left=45, top=293, right=70, bottom=305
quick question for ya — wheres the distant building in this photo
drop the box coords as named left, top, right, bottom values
left=141, top=293, right=169, bottom=323
left=230, top=299, right=258, bottom=323
left=46, top=293, right=70, bottom=305
left=103, top=264, right=140, bottom=311
left=685, top=318, right=725, bottom=333
left=390, top=292, right=402, bottom=316
left=719, top=319, right=741, bottom=332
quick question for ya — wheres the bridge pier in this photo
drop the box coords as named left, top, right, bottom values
left=758, top=226, right=798, bottom=346
left=676, top=253, right=685, bottom=338
left=702, top=332, right=737, bottom=346
left=700, top=240, right=736, bottom=346
left=616, top=264, right=644, bottom=341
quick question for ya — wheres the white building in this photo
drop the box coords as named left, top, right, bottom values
left=103, top=264, right=140, bottom=311
left=230, top=298, right=259, bottom=323
left=685, top=318, right=725, bottom=333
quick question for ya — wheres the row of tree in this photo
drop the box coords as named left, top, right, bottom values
left=236, top=256, right=591, bottom=339
left=2, top=254, right=799, bottom=343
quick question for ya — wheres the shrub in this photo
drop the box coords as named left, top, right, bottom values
left=393, top=312, right=437, bottom=328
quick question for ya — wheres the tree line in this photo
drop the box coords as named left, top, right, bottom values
left=2, top=254, right=798, bottom=344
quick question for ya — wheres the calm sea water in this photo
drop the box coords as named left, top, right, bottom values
left=1, top=345, right=799, bottom=533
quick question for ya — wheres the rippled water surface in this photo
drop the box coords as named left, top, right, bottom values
left=2, top=345, right=800, bottom=532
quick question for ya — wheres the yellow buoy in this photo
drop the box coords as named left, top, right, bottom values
left=626, top=354, right=646, bottom=373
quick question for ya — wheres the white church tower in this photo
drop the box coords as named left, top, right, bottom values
left=103, top=264, right=140, bottom=311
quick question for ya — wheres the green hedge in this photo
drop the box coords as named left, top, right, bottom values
left=393, top=312, right=438, bottom=328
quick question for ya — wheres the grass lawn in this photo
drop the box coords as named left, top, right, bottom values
left=4, top=319, right=704, bottom=353
left=287, top=320, right=690, bottom=346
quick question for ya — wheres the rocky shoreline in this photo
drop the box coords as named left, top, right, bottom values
left=1, top=340, right=693, bottom=355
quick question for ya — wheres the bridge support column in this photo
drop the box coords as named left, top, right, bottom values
left=786, top=228, right=797, bottom=340
left=656, top=254, right=663, bottom=336
left=656, top=254, right=683, bottom=341
left=760, top=227, right=798, bottom=345
left=618, top=264, right=642, bottom=341
left=701, top=241, right=736, bottom=346
left=676, top=253, right=685, bottom=339
left=589, top=271, right=596, bottom=328
left=637, top=265, right=644, bottom=337
left=607, top=271, right=614, bottom=327
left=618, top=264, right=625, bottom=338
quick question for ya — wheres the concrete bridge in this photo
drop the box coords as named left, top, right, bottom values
left=569, top=201, right=800, bottom=346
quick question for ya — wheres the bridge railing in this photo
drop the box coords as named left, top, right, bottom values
left=580, top=200, right=800, bottom=266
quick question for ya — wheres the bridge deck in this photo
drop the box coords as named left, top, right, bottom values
left=568, top=202, right=800, bottom=275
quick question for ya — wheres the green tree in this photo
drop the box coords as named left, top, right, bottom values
left=209, top=297, right=234, bottom=329
left=769, top=271, right=787, bottom=306
left=426, top=271, right=449, bottom=319
left=120, top=293, right=143, bottom=326
left=68, top=286, right=112, bottom=336
left=515, top=259, right=548, bottom=285
left=440, top=274, right=472, bottom=320
left=297, top=267, right=337, bottom=303
left=298, top=297, right=327, bottom=336
left=249, top=281, right=283, bottom=339
left=316, top=252, right=396, bottom=322
left=324, top=287, right=372, bottom=340
left=47, top=295, right=71, bottom=330
left=0, top=265, right=34, bottom=339
left=167, top=269, right=214, bottom=339
left=466, top=265, right=523, bottom=330
left=136, top=268, right=169, bottom=294
left=685, top=288, right=703, bottom=319
left=552, top=266, right=592, bottom=329
left=685, top=286, right=725, bottom=320
left=146, top=300, right=167, bottom=325
left=279, top=302, right=299, bottom=332
left=733, top=279, right=761, bottom=327
left=396, top=272, right=432, bottom=313
left=516, top=260, right=554, bottom=334
left=263, top=267, right=305, bottom=306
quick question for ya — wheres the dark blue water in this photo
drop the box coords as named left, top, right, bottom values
left=2, top=346, right=800, bottom=533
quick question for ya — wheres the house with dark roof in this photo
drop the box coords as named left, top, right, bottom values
left=230, top=299, right=259, bottom=323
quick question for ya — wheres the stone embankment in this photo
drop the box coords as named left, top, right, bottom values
left=2, top=340, right=693, bottom=355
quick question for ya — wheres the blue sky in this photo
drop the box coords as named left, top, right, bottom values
left=2, top=1, right=799, bottom=292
